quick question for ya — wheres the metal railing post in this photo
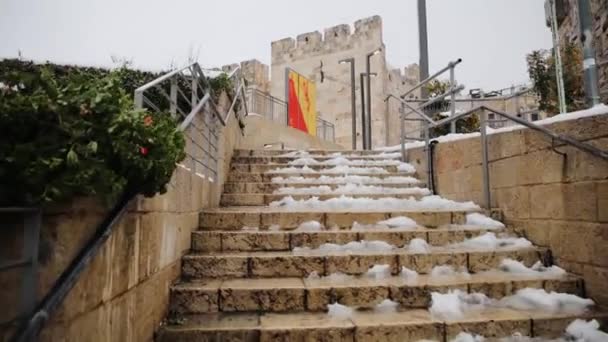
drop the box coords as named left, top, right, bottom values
left=134, top=92, right=143, bottom=110
left=424, top=121, right=432, bottom=193
left=479, top=108, right=491, bottom=210
left=449, top=65, right=456, bottom=133
left=400, top=103, right=407, bottom=162
left=170, top=77, right=178, bottom=117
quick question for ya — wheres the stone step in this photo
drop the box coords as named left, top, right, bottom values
left=233, top=149, right=390, bottom=157
left=232, top=154, right=401, bottom=164
left=192, top=226, right=492, bottom=253
left=157, top=309, right=608, bottom=342
left=230, top=163, right=408, bottom=174
left=228, top=172, right=418, bottom=183
left=169, top=273, right=582, bottom=315
left=200, top=208, right=472, bottom=230
left=220, top=192, right=428, bottom=206
left=223, top=182, right=425, bottom=194
left=181, top=247, right=546, bottom=279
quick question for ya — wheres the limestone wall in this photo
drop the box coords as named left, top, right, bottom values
left=270, top=16, right=420, bottom=149
left=557, top=0, right=608, bottom=103
left=408, top=113, right=608, bottom=306
left=0, top=93, right=244, bottom=342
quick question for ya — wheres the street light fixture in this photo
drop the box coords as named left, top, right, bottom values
left=366, top=47, right=382, bottom=150
left=338, top=58, right=357, bottom=149
left=360, top=72, right=377, bottom=150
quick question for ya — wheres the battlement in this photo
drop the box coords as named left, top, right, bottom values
left=271, top=15, right=383, bottom=63
left=387, top=63, right=420, bottom=86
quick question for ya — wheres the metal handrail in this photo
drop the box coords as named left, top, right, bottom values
left=11, top=63, right=248, bottom=342
left=387, top=101, right=608, bottom=210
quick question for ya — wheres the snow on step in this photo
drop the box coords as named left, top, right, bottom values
left=271, top=174, right=422, bottom=185
left=273, top=184, right=431, bottom=196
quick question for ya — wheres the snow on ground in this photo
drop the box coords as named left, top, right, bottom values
left=293, top=240, right=396, bottom=254
left=278, top=150, right=311, bottom=158
left=271, top=175, right=421, bottom=185
left=365, top=264, right=392, bottom=279
left=377, top=216, right=418, bottom=229
left=429, top=290, right=492, bottom=320
left=465, top=213, right=505, bottom=229
left=448, top=319, right=608, bottom=342
left=267, top=166, right=318, bottom=174
left=274, top=184, right=431, bottom=196
left=446, top=232, right=532, bottom=250
left=493, top=258, right=566, bottom=278
left=499, top=288, right=594, bottom=314
left=327, top=302, right=354, bottom=320
left=401, top=267, right=419, bottom=282
left=374, top=299, right=399, bottom=314
left=407, top=238, right=431, bottom=253
left=375, top=104, right=608, bottom=153
left=430, top=288, right=594, bottom=320
left=295, top=220, right=323, bottom=232
left=288, top=156, right=409, bottom=167
left=269, top=195, right=480, bottom=212
left=430, top=265, right=471, bottom=280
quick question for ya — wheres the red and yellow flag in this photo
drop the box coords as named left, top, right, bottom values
left=287, top=70, right=316, bottom=136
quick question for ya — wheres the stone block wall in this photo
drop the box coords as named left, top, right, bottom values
left=408, top=113, right=608, bottom=306
left=0, top=93, right=244, bottom=342
left=557, top=0, right=608, bottom=103
left=270, top=16, right=420, bottom=149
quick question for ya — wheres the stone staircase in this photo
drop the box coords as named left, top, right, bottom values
left=157, top=149, right=607, bottom=341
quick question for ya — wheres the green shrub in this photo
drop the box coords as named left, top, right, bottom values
left=0, top=61, right=186, bottom=206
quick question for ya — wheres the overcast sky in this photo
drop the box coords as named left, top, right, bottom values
left=0, top=0, right=552, bottom=91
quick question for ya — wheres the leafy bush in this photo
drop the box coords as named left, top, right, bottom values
left=0, top=61, right=186, bottom=206
left=423, top=79, right=479, bottom=138
left=527, top=42, right=585, bottom=114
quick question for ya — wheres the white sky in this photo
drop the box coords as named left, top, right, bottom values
left=0, top=0, right=552, bottom=91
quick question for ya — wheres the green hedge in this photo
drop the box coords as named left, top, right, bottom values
left=0, top=59, right=187, bottom=206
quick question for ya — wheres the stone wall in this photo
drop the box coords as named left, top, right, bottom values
left=0, top=93, right=244, bottom=342
left=408, top=112, right=608, bottom=306
left=270, top=16, right=421, bottom=149
left=556, top=0, right=608, bottom=103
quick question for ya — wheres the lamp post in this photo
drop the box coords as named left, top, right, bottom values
left=366, top=48, right=382, bottom=150
left=577, top=0, right=601, bottom=107
left=360, top=71, right=378, bottom=150
left=339, top=58, right=357, bottom=149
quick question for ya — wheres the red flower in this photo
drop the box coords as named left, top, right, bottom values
left=143, top=115, right=153, bottom=127
left=140, top=146, right=149, bottom=156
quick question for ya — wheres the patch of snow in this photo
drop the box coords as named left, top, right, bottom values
left=429, top=290, right=492, bottom=320
left=566, top=319, right=608, bottom=342
left=430, top=265, right=471, bottom=279
left=465, top=213, right=505, bottom=229
left=295, top=220, right=323, bottom=232
left=268, top=166, right=318, bottom=174
left=499, top=288, right=594, bottom=315
left=400, top=267, right=419, bottom=283
left=269, top=195, right=480, bottom=212
left=294, top=240, right=396, bottom=255
left=323, top=165, right=390, bottom=174
left=407, top=238, right=431, bottom=253
left=449, top=332, right=485, bottom=342
left=446, top=232, right=532, bottom=250
left=377, top=216, right=418, bottom=229
left=327, top=303, right=354, bottom=320
left=268, top=224, right=281, bottom=231
left=365, top=264, right=392, bottom=280
left=273, top=184, right=431, bottom=196
left=288, top=157, right=320, bottom=165
left=271, top=175, right=421, bottom=185
left=497, top=259, right=566, bottom=278
left=241, top=226, right=259, bottom=231
left=397, top=162, right=416, bottom=173
left=374, top=299, right=399, bottom=314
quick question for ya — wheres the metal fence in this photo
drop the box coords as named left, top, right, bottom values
left=244, top=86, right=335, bottom=142
left=245, top=87, right=287, bottom=126
left=134, top=63, right=247, bottom=180
left=386, top=58, right=608, bottom=210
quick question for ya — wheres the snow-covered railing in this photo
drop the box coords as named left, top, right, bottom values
left=384, top=98, right=608, bottom=210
